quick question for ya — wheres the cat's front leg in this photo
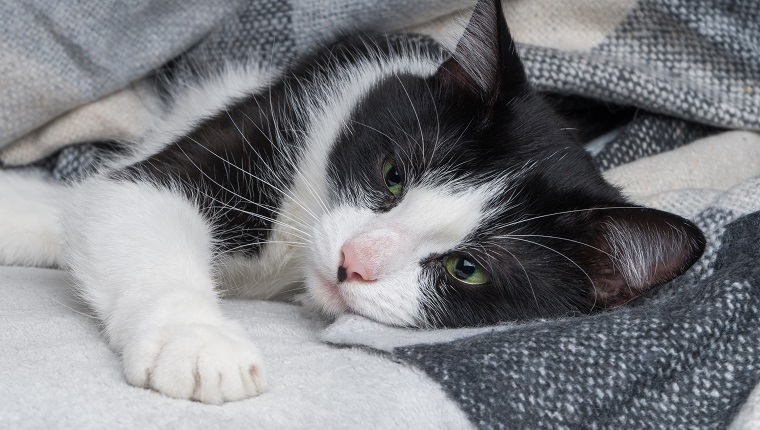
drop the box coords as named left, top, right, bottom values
left=64, top=179, right=265, bottom=404
left=120, top=319, right=264, bottom=404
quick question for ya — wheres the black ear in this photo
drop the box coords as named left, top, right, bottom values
left=579, top=207, right=706, bottom=308
left=435, top=0, right=528, bottom=103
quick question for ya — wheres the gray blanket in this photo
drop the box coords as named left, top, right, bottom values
left=3, top=0, right=760, bottom=428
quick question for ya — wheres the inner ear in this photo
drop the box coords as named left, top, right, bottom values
left=578, top=207, right=705, bottom=308
left=434, top=0, right=528, bottom=103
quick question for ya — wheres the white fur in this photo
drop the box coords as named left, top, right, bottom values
left=305, top=185, right=489, bottom=327
left=215, top=46, right=446, bottom=308
left=271, top=42, right=442, bottom=258
left=63, top=179, right=265, bottom=404
left=0, top=42, right=469, bottom=403
left=603, top=218, right=678, bottom=290
left=0, top=170, right=69, bottom=267
left=112, top=63, right=277, bottom=170
left=175, top=44, right=445, bottom=308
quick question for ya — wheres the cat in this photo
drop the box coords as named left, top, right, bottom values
left=0, top=0, right=704, bottom=404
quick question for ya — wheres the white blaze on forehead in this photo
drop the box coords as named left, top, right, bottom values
left=305, top=182, right=492, bottom=327
left=385, top=184, right=487, bottom=253
left=339, top=184, right=488, bottom=283
left=283, top=50, right=442, bottom=231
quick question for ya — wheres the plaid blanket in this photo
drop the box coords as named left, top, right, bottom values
left=2, top=0, right=760, bottom=428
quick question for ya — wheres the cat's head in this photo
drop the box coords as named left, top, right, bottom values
left=303, top=0, right=705, bottom=327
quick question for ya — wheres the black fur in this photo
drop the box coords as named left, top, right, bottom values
left=118, top=0, right=705, bottom=328
left=118, top=36, right=443, bottom=255
left=327, top=0, right=705, bottom=327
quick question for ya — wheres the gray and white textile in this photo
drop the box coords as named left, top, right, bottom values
left=2, top=0, right=760, bottom=428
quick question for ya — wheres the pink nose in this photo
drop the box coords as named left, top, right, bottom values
left=338, top=229, right=403, bottom=282
left=340, top=242, right=373, bottom=282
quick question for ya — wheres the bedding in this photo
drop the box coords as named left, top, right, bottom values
left=2, top=0, right=759, bottom=428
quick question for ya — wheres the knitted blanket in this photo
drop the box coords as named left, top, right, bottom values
left=2, top=0, right=760, bottom=428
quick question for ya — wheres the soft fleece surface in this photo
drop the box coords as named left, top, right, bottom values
left=1, top=266, right=472, bottom=429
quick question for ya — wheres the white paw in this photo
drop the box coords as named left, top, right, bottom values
left=121, top=322, right=266, bottom=404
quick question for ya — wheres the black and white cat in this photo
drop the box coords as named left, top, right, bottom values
left=1, top=0, right=704, bottom=404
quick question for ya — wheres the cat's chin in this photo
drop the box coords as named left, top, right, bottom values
left=304, top=272, right=350, bottom=316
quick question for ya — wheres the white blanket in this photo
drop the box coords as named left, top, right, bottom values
left=0, top=266, right=472, bottom=429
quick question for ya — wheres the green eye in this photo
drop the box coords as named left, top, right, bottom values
left=383, top=159, right=403, bottom=196
left=444, top=254, right=490, bottom=285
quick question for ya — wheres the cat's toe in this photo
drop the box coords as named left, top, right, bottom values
left=122, top=323, right=266, bottom=404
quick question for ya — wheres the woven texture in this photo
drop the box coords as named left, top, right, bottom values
left=0, top=0, right=245, bottom=150
left=593, top=112, right=720, bottom=171
left=522, top=0, right=760, bottom=131
left=0, top=0, right=465, bottom=166
left=396, top=207, right=760, bottom=429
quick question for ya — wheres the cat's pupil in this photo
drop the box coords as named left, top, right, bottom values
left=454, top=258, right=476, bottom=279
left=444, top=254, right=489, bottom=284
left=382, top=159, right=403, bottom=196
left=385, top=167, right=401, bottom=187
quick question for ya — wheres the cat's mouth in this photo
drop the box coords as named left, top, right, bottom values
left=312, top=272, right=349, bottom=312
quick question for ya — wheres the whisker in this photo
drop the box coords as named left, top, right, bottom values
left=181, top=136, right=317, bottom=230
left=200, top=189, right=314, bottom=242
left=502, top=206, right=642, bottom=230
left=219, top=112, right=321, bottom=223
left=216, top=240, right=309, bottom=257
left=500, top=236, right=600, bottom=310
left=480, top=241, right=542, bottom=316
left=395, top=75, right=425, bottom=161
left=42, top=293, right=99, bottom=320
left=496, top=233, right=620, bottom=263
left=174, top=146, right=315, bottom=241
left=241, top=100, right=330, bottom=217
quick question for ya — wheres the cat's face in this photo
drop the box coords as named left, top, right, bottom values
left=303, top=0, right=705, bottom=328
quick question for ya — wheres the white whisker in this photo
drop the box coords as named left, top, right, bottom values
left=501, top=236, right=600, bottom=310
